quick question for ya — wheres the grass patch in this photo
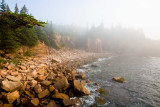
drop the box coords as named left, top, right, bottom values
left=0, top=58, right=11, bottom=64
left=23, top=50, right=31, bottom=57
left=0, top=58, right=21, bottom=66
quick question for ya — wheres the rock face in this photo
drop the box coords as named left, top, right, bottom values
left=1, top=80, right=22, bottom=92
left=52, top=93, right=69, bottom=100
left=73, top=80, right=90, bottom=96
left=112, top=76, right=126, bottom=83
left=53, top=77, right=69, bottom=90
left=7, top=91, right=20, bottom=104
left=63, top=98, right=81, bottom=106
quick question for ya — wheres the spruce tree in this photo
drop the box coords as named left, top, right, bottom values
left=14, top=3, right=19, bottom=14
left=6, top=5, right=11, bottom=12
left=0, top=12, right=46, bottom=53
left=0, top=0, right=6, bottom=12
left=20, top=5, right=28, bottom=14
left=34, top=26, right=50, bottom=46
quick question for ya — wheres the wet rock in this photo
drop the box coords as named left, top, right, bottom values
left=91, top=64, right=98, bottom=67
left=1, top=80, right=22, bottom=92
left=76, top=72, right=85, bottom=80
left=31, top=98, right=39, bottom=106
left=6, top=75, right=21, bottom=82
left=4, top=104, right=13, bottom=107
left=7, top=91, right=20, bottom=104
left=97, top=88, right=108, bottom=95
left=112, top=76, right=126, bottom=83
left=53, top=77, right=69, bottom=90
left=95, top=97, right=106, bottom=105
left=34, top=84, right=42, bottom=94
left=66, top=69, right=75, bottom=75
left=86, top=80, right=92, bottom=83
left=52, top=93, right=69, bottom=100
left=38, top=89, right=50, bottom=99
left=30, top=80, right=37, bottom=87
left=94, top=83, right=99, bottom=86
left=46, top=100, right=57, bottom=107
left=63, top=98, right=81, bottom=106
left=25, top=91, right=35, bottom=98
left=73, top=80, right=90, bottom=96
left=41, top=80, right=52, bottom=86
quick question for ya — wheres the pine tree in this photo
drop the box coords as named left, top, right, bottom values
left=14, top=3, right=19, bottom=14
left=0, top=0, right=6, bottom=12
left=6, top=5, right=11, bottom=12
left=20, top=5, right=28, bottom=14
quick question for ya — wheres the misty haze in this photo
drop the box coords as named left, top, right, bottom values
left=0, top=0, right=160, bottom=107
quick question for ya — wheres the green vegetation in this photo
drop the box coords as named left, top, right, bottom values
left=23, top=50, right=31, bottom=57
left=0, top=57, right=21, bottom=65
left=0, top=0, right=60, bottom=54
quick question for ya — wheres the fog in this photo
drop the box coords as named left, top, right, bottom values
left=52, top=23, right=160, bottom=56
left=6, top=0, right=160, bottom=56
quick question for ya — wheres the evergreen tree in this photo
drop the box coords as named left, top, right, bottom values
left=20, top=5, right=28, bottom=14
left=16, top=27, right=38, bottom=47
left=14, top=3, right=19, bottom=14
left=6, top=5, right=11, bottom=12
left=0, top=12, right=46, bottom=53
left=0, top=0, right=6, bottom=12
left=34, top=26, right=50, bottom=46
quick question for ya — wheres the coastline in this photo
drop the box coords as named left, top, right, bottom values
left=0, top=49, right=110, bottom=107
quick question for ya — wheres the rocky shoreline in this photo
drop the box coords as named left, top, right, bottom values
left=0, top=49, right=109, bottom=107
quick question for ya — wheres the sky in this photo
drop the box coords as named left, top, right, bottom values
left=5, top=0, right=160, bottom=40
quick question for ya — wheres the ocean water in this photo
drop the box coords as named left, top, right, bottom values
left=78, top=55, right=160, bottom=107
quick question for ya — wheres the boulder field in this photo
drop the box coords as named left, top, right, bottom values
left=0, top=50, right=109, bottom=107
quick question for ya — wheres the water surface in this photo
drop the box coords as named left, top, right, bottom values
left=79, top=55, right=160, bottom=107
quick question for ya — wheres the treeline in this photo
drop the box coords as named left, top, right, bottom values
left=53, top=23, right=160, bottom=55
left=1, top=0, right=159, bottom=55
left=0, top=0, right=59, bottom=53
